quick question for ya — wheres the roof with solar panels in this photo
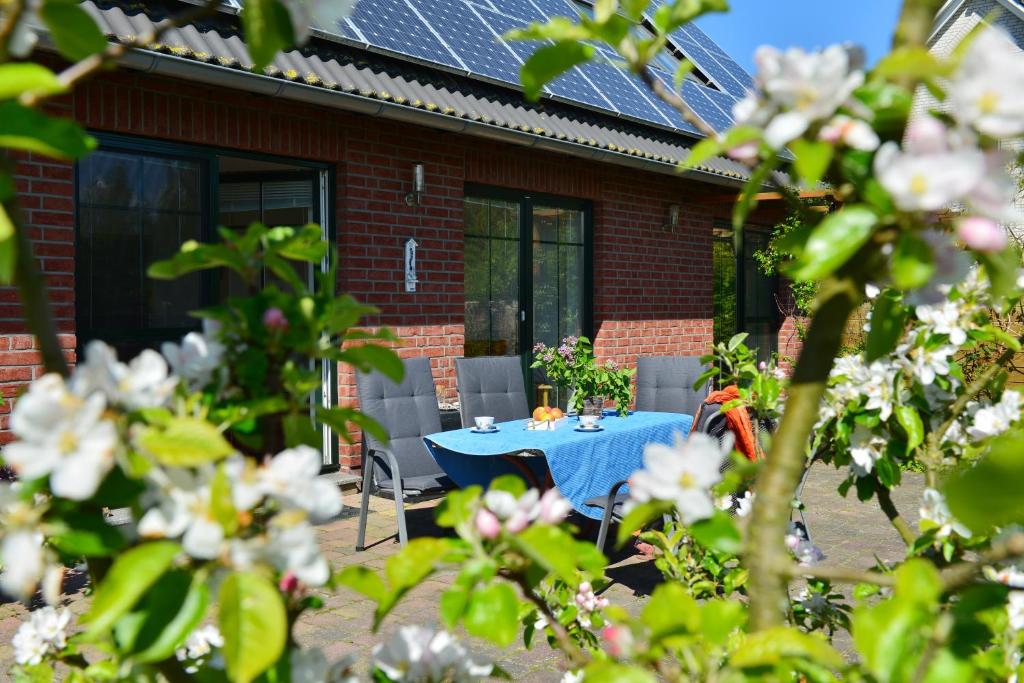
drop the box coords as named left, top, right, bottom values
left=79, top=0, right=762, bottom=182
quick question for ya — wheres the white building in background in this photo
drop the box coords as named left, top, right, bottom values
left=924, top=0, right=1024, bottom=231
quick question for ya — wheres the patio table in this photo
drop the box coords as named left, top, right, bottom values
left=423, top=411, right=693, bottom=520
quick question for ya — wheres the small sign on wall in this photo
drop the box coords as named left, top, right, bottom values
left=405, top=237, right=418, bottom=292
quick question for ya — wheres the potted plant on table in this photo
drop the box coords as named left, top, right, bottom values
left=531, top=336, right=635, bottom=416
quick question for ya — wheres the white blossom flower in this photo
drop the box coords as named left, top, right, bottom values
left=230, top=512, right=330, bottom=587
left=785, top=522, right=825, bottom=566
left=907, top=231, right=976, bottom=306
left=480, top=487, right=570, bottom=533
left=984, top=564, right=1024, bottom=588
left=560, top=671, right=584, bottom=683
left=863, top=361, right=898, bottom=420
left=627, top=432, right=731, bottom=525
left=794, top=587, right=830, bottom=616
left=227, top=446, right=343, bottom=522
left=138, top=468, right=224, bottom=560
left=734, top=44, right=865, bottom=148
left=176, top=624, right=224, bottom=673
left=899, top=343, right=955, bottom=386
left=920, top=487, right=971, bottom=539
left=0, top=531, right=45, bottom=602
left=5, top=374, right=118, bottom=500
left=372, top=626, right=492, bottom=682
left=71, top=341, right=176, bottom=410
left=849, top=425, right=886, bottom=478
left=874, top=118, right=985, bottom=212
left=915, top=301, right=969, bottom=345
left=966, top=150, right=1024, bottom=223
left=948, top=27, right=1024, bottom=139
left=161, top=320, right=225, bottom=391
left=290, top=647, right=358, bottom=683
left=12, top=607, right=70, bottom=666
left=966, top=389, right=1022, bottom=441
left=819, top=114, right=879, bottom=151
left=735, top=490, right=755, bottom=517
left=1009, top=592, right=1024, bottom=631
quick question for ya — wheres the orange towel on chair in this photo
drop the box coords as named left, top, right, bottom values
left=703, top=385, right=761, bottom=462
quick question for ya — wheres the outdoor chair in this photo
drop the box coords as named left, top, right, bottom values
left=593, top=378, right=720, bottom=557
left=635, top=356, right=711, bottom=415
left=455, top=356, right=530, bottom=427
left=354, top=357, right=453, bottom=550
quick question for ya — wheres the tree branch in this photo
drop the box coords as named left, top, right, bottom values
left=20, top=0, right=222, bottom=108
left=781, top=561, right=895, bottom=587
left=637, top=67, right=721, bottom=141
left=511, top=574, right=589, bottom=669
left=939, top=532, right=1024, bottom=592
left=0, top=0, right=27, bottom=63
left=875, top=479, right=918, bottom=546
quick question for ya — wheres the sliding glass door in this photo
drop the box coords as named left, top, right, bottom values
left=463, top=187, right=592, bottom=406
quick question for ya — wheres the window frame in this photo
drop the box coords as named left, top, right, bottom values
left=463, top=183, right=595, bottom=396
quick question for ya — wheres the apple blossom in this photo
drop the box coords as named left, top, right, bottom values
left=849, top=425, right=886, bottom=478
left=948, top=27, right=1024, bottom=139
left=966, top=150, right=1024, bottom=222
left=537, top=488, right=572, bottom=524
left=290, top=647, right=359, bottom=683
left=899, top=343, right=955, bottom=386
left=161, top=320, right=226, bottom=390
left=1009, top=592, right=1024, bottom=631
left=372, top=625, right=492, bottom=682
left=785, top=522, right=825, bottom=566
left=138, top=467, right=226, bottom=559
left=602, top=624, right=634, bottom=659
left=915, top=301, right=971, bottom=346
left=574, top=580, right=609, bottom=628
left=627, top=431, right=732, bottom=525
left=71, top=341, right=176, bottom=410
left=254, top=446, right=344, bottom=522
left=263, top=307, right=289, bottom=331
left=874, top=119, right=985, bottom=212
left=819, top=114, right=879, bottom=151
left=966, top=389, right=1022, bottom=441
left=176, top=624, right=224, bottom=673
left=4, top=374, right=118, bottom=500
left=734, top=44, right=865, bottom=149
left=985, top=564, right=1024, bottom=588
left=0, top=531, right=45, bottom=602
left=862, top=361, right=898, bottom=420
left=958, top=216, right=1008, bottom=253
left=920, top=488, right=971, bottom=539
left=12, top=607, right=71, bottom=666
left=474, top=508, right=501, bottom=539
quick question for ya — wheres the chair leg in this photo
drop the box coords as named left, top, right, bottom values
left=355, top=459, right=374, bottom=552
left=596, top=507, right=613, bottom=553
left=394, top=491, right=408, bottom=547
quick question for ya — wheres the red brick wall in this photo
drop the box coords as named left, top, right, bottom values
left=5, top=68, right=749, bottom=467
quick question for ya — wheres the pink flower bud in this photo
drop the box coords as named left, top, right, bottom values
left=505, top=510, right=531, bottom=534
left=905, top=117, right=948, bottom=155
left=957, top=217, right=1008, bottom=253
left=262, top=307, right=289, bottom=331
left=727, top=141, right=759, bottom=163
left=475, top=509, right=501, bottom=539
left=602, top=625, right=634, bottom=658
left=279, top=571, right=300, bottom=594
left=578, top=581, right=591, bottom=594
left=537, top=489, right=571, bottom=525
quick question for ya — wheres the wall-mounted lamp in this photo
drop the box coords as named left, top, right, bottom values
left=405, top=162, right=425, bottom=207
left=667, top=204, right=681, bottom=230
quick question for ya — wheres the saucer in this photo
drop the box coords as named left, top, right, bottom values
left=574, top=425, right=604, bottom=432
left=470, top=425, right=499, bottom=433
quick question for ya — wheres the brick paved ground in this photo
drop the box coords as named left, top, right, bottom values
left=0, top=464, right=925, bottom=680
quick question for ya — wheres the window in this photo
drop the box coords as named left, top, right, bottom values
left=712, top=225, right=778, bottom=362
left=463, top=187, right=592, bottom=406
left=77, top=150, right=208, bottom=358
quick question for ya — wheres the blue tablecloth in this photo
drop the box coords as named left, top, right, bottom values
left=423, top=411, right=693, bottom=520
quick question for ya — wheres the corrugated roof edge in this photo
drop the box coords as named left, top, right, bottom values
left=71, top=0, right=768, bottom=186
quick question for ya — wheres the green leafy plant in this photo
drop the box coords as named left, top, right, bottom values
left=531, top=336, right=635, bottom=415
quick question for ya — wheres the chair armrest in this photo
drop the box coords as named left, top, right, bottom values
left=601, top=479, right=629, bottom=512
left=368, top=447, right=405, bottom=496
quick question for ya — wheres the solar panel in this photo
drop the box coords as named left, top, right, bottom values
left=415, top=0, right=523, bottom=84
left=344, top=0, right=464, bottom=68
left=581, top=47, right=672, bottom=125
left=700, top=86, right=738, bottom=125
left=680, top=80, right=732, bottom=132
left=473, top=5, right=614, bottom=111
left=643, top=68, right=702, bottom=136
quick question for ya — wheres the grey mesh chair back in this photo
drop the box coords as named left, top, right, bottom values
left=635, top=356, right=710, bottom=415
left=455, top=356, right=530, bottom=426
left=355, top=357, right=445, bottom=487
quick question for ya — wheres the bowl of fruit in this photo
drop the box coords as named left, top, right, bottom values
left=528, top=405, right=567, bottom=430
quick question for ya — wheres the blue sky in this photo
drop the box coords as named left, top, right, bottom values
left=695, top=0, right=904, bottom=74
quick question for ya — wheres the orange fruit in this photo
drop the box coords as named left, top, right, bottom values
left=532, top=407, right=548, bottom=422
left=550, top=408, right=564, bottom=419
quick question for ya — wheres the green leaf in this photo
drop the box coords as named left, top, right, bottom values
left=790, top=138, right=834, bottom=187
left=210, top=465, right=238, bottom=536
left=615, top=500, right=671, bottom=547
left=240, top=0, right=294, bottom=71
left=875, top=47, right=953, bottom=80
left=946, top=429, right=1024, bottom=533
left=866, top=289, right=909, bottom=362
left=136, top=417, right=234, bottom=467
left=439, top=586, right=470, bottom=630
left=219, top=572, right=287, bottom=683
left=80, top=541, right=180, bottom=639
left=116, top=570, right=209, bottom=663
left=852, top=599, right=923, bottom=682
left=434, top=487, right=482, bottom=529
left=0, top=101, right=96, bottom=160
left=895, top=559, right=943, bottom=605
left=978, top=243, right=1022, bottom=305
left=701, top=599, right=746, bottom=645
left=891, top=232, right=935, bottom=290
left=514, top=524, right=580, bottom=584
left=689, top=510, right=742, bottom=554
left=785, top=205, right=878, bottom=281
left=519, top=42, right=594, bottom=101
left=0, top=64, right=66, bottom=100
left=339, top=344, right=404, bottom=383
left=582, top=662, right=657, bottom=683
left=48, top=512, right=127, bottom=558
left=641, top=583, right=700, bottom=641
left=731, top=626, right=843, bottom=670
left=40, top=0, right=107, bottom=60
left=147, top=241, right=249, bottom=279
left=283, top=412, right=320, bottom=448
left=464, top=583, right=519, bottom=647
left=894, top=405, right=924, bottom=455
left=334, top=565, right=389, bottom=603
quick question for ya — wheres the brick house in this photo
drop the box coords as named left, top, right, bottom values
left=6, top=0, right=789, bottom=471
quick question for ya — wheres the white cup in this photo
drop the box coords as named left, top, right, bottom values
left=579, top=415, right=599, bottom=429
left=474, top=416, right=495, bottom=430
